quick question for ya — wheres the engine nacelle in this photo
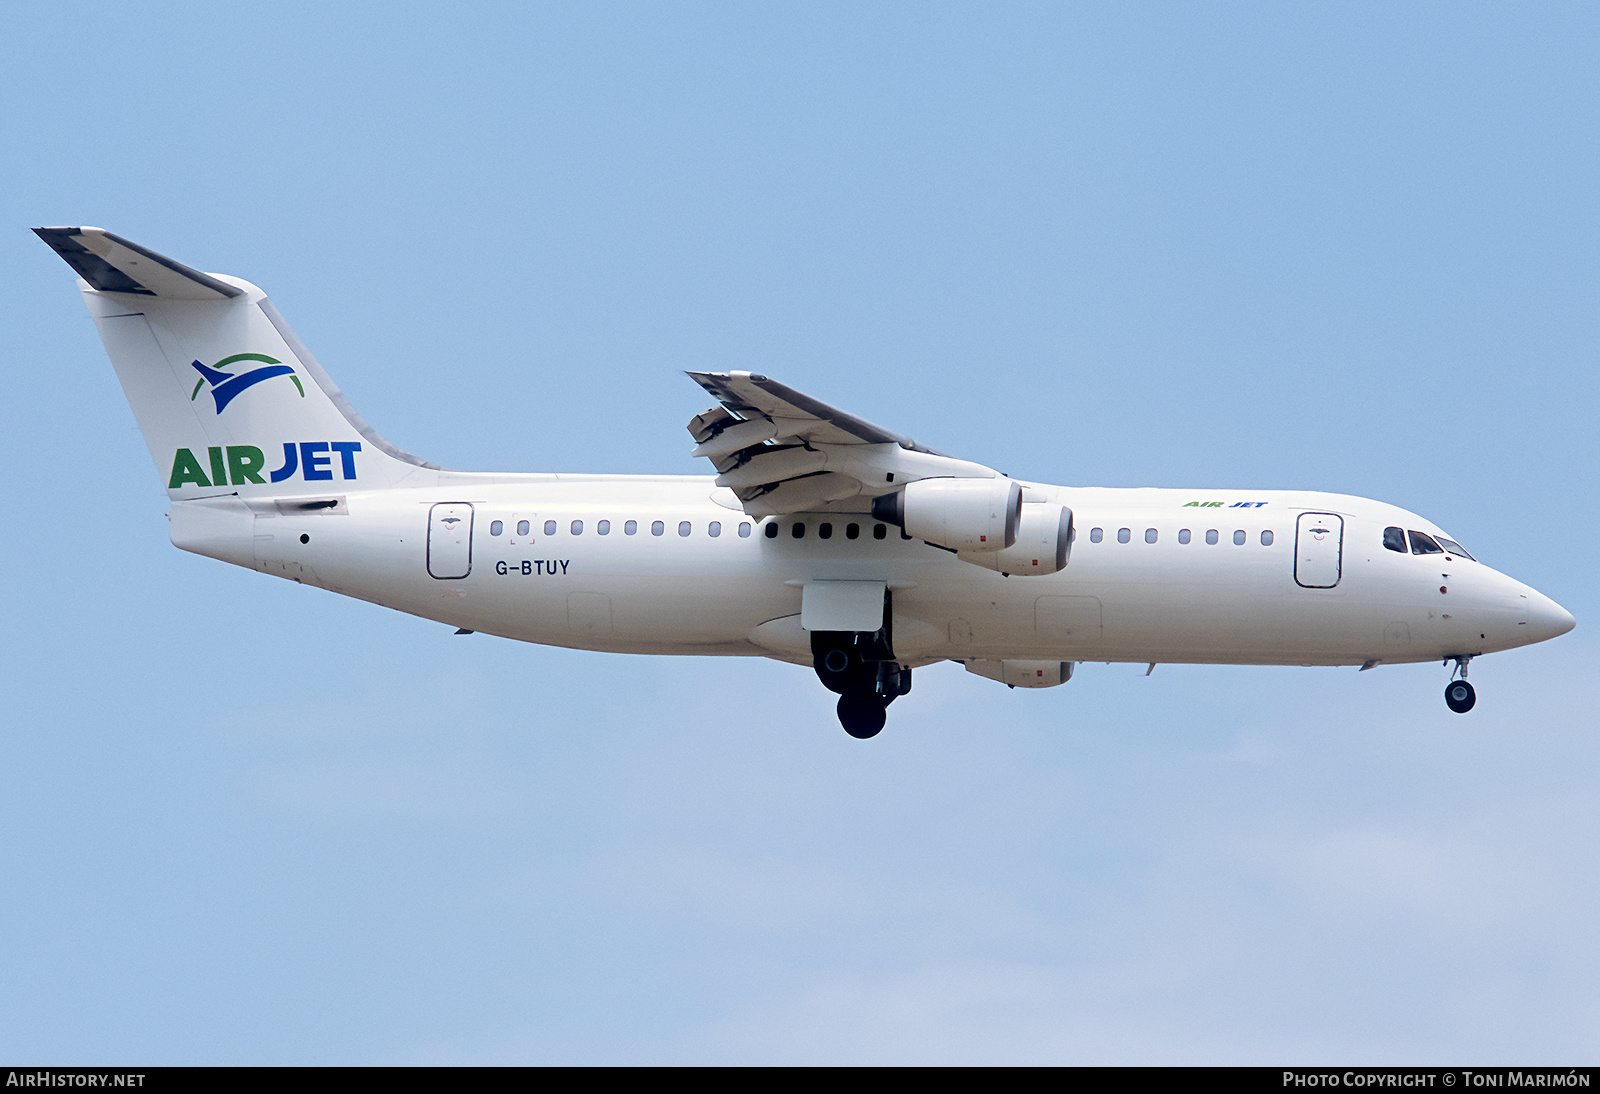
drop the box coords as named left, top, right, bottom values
left=964, top=659, right=1075, bottom=688
left=871, top=477, right=1021, bottom=553
left=957, top=503, right=1072, bottom=576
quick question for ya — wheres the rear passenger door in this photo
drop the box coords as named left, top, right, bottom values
left=428, top=502, right=474, bottom=579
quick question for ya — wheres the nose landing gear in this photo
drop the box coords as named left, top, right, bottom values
left=1444, top=655, right=1476, bottom=713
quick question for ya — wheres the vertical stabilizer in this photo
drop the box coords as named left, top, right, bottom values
left=36, top=227, right=439, bottom=499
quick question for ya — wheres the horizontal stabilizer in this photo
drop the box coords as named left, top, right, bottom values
left=34, top=227, right=242, bottom=300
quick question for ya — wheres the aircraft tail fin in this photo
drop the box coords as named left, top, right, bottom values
left=35, top=227, right=440, bottom=499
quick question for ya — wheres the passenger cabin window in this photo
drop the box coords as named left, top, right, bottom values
left=873, top=524, right=887, bottom=540
left=517, top=520, right=530, bottom=537
left=490, top=520, right=504, bottom=536
left=1206, top=529, right=1219, bottom=545
left=1117, top=528, right=1131, bottom=544
left=1178, top=528, right=1191, bottom=544
left=1233, top=530, right=1246, bottom=545
left=625, top=520, right=638, bottom=535
left=1383, top=526, right=1406, bottom=553
left=1261, top=530, right=1274, bottom=546
left=1144, top=528, right=1158, bottom=544
left=651, top=521, right=665, bottom=536
left=1089, top=527, right=1103, bottom=543
left=739, top=522, right=752, bottom=538
left=791, top=522, right=805, bottom=539
left=544, top=520, right=557, bottom=536
left=765, top=522, right=779, bottom=539
left=571, top=520, right=583, bottom=535
left=678, top=521, right=691, bottom=537
left=1435, top=536, right=1475, bottom=561
left=819, top=522, right=833, bottom=540
left=1409, top=530, right=1443, bottom=555
left=708, top=521, right=721, bottom=538
left=846, top=523, right=860, bottom=539
left=597, top=520, right=610, bottom=535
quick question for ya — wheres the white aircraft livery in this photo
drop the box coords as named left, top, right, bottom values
left=37, top=227, right=1576, bottom=737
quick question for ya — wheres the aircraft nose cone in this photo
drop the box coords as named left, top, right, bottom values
left=1525, top=591, right=1576, bottom=643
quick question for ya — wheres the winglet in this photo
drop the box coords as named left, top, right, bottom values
left=34, top=226, right=243, bottom=299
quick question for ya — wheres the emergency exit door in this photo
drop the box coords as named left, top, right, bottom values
left=428, top=502, right=474, bottom=579
left=1295, top=512, right=1343, bottom=589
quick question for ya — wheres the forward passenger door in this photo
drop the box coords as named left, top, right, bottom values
left=1294, top=512, right=1343, bottom=589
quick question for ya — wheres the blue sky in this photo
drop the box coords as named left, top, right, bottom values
left=2, top=2, right=1595, bottom=1063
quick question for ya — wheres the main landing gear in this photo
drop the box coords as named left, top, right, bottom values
left=812, top=631, right=911, bottom=739
left=1444, top=655, right=1476, bottom=714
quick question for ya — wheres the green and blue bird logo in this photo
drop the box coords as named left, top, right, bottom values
left=189, top=353, right=304, bottom=413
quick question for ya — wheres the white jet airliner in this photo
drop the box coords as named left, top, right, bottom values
left=37, top=227, right=1575, bottom=737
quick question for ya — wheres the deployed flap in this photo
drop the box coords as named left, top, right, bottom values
left=34, top=227, right=242, bottom=300
left=685, top=370, right=999, bottom=516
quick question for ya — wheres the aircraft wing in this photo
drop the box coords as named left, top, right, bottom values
left=685, top=371, right=1000, bottom=516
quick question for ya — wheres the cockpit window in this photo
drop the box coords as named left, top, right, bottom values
left=1408, top=530, right=1443, bottom=555
left=1382, top=526, right=1406, bottom=553
left=1434, top=536, right=1476, bottom=561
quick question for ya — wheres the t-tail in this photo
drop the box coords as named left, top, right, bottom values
left=35, top=227, right=439, bottom=500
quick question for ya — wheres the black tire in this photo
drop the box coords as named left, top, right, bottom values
left=837, top=694, right=887, bottom=739
left=1445, top=679, right=1476, bottom=714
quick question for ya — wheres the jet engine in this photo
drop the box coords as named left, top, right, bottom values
left=957, top=503, right=1073, bottom=576
left=871, top=477, right=1021, bottom=553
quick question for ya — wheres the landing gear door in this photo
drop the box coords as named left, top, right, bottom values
left=428, top=502, right=474, bottom=579
left=1295, top=512, right=1343, bottom=589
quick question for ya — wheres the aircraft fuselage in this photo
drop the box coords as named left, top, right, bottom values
left=171, top=477, right=1570, bottom=670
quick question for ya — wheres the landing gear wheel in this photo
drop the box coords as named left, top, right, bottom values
left=1445, top=679, right=1476, bottom=714
left=837, top=694, right=887, bottom=739
left=813, top=641, right=870, bottom=696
